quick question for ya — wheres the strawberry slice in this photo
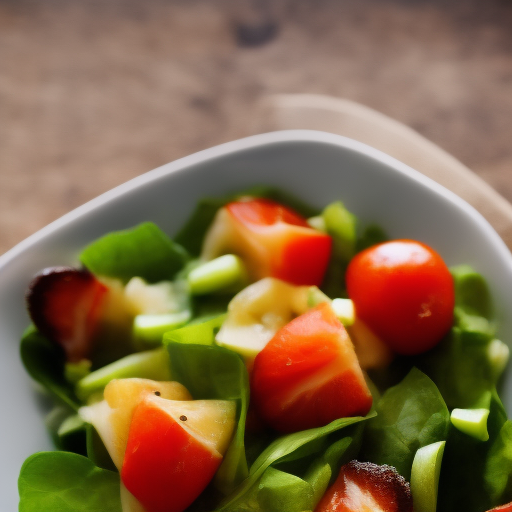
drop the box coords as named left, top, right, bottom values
left=315, top=461, right=413, bottom=512
left=487, top=504, right=512, bottom=512
left=26, top=267, right=108, bottom=362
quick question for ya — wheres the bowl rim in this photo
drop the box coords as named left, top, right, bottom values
left=1, top=129, right=511, bottom=275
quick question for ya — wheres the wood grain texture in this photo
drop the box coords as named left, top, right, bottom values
left=1, top=0, right=512, bottom=255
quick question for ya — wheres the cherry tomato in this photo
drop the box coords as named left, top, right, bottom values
left=346, top=240, right=454, bottom=355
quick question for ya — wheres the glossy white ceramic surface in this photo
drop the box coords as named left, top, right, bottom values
left=1, top=130, right=512, bottom=510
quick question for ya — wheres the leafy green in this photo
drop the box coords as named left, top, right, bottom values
left=174, top=186, right=319, bottom=256
left=86, top=424, right=117, bottom=472
left=216, top=414, right=373, bottom=512
left=18, top=452, right=121, bottom=512
left=322, top=201, right=357, bottom=261
left=20, top=326, right=80, bottom=410
left=362, top=368, right=450, bottom=480
left=320, top=201, right=357, bottom=299
left=80, top=222, right=188, bottom=283
left=45, top=406, right=87, bottom=456
left=164, top=316, right=249, bottom=494
left=420, top=266, right=503, bottom=409
left=255, top=434, right=361, bottom=512
left=451, top=264, right=493, bottom=318
left=437, top=391, right=512, bottom=512
left=256, top=468, right=314, bottom=512
left=355, top=224, right=388, bottom=253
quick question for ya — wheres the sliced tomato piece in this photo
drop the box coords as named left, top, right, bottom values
left=26, top=267, right=108, bottom=362
left=487, top=504, right=512, bottom=512
left=314, top=461, right=413, bottom=512
left=202, top=199, right=332, bottom=286
left=251, top=302, right=372, bottom=433
left=121, top=395, right=236, bottom=512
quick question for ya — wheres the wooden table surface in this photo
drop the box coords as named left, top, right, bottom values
left=2, top=0, right=512, bottom=255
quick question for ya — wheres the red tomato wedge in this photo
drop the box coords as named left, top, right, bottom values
left=202, top=198, right=332, bottom=286
left=314, top=461, right=413, bottom=512
left=121, top=395, right=235, bottom=512
left=346, top=240, right=454, bottom=356
left=488, top=504, right=512, bottom=512
left=251, top=302, right=372, bottom=433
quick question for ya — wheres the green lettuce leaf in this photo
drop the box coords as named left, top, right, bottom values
left=164, top=316, right=249, bottom=494
left=80, top=222, right=188, bottom=283
left=18, top=452, right=121, bottom=512
left=216, top=414, right=373, bottom=512
left=361, top=368, right=450, bottom=480
left=20, top=326, right=80, bottom=410
left=174, top=187, right=319, bottom=256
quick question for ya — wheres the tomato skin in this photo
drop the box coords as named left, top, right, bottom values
left=488, top=504, right=512, bottom=512
left=225, top=199, right=332, bottom=286
left=346, top=240, right=454, bottom=356
left=252, top=303, right=372, bottom=433
left=121, top=400, right=222, bottom=512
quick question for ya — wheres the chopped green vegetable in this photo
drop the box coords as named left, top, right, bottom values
left=451, top=408, right=490, bottom=441
left=188, top=255, right=247, bottom=295
left=322, top=201, right=357, bottom=261
left=410, top=441, right=446, bottom=512
left=133, top=311, right=191, bottom=346
left=80, top=222, right=188, bottom=283
left=76, top=347, right=171, bottom=401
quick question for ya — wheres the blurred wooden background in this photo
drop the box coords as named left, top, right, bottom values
left=1, top=0, right=512, bottom=255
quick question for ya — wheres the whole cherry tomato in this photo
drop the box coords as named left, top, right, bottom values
left=346, top=240, right=454, bottom=356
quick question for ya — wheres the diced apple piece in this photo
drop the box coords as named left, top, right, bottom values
left=450, top=408, right=490, bottom=441
left=410, top=441, right=446, bottom=512
left=124, top=277, right=188, bottom=315
left=121, top=395, right=236, bottom=512
left=347, top=318, right=394, bottom=370
left=215, top=277, right=309, bottom=358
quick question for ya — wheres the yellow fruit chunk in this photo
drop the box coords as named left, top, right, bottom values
left=79, top=378, right=191, bottom=470
left=215, top=277, right=309, bottom=358
left=144, top=394, right=237, bottom=455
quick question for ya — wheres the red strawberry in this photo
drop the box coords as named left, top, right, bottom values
left=26, top=267, right=108, bottom=362
left=315, top=461, right=413, bottom=512
left=487, top=504, right=512, bottom=512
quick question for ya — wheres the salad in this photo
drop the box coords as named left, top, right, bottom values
left=17, top=187, right=512, bottom=512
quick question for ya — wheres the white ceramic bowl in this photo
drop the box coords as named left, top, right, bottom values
left=2, top=130, right=512, bottom=510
